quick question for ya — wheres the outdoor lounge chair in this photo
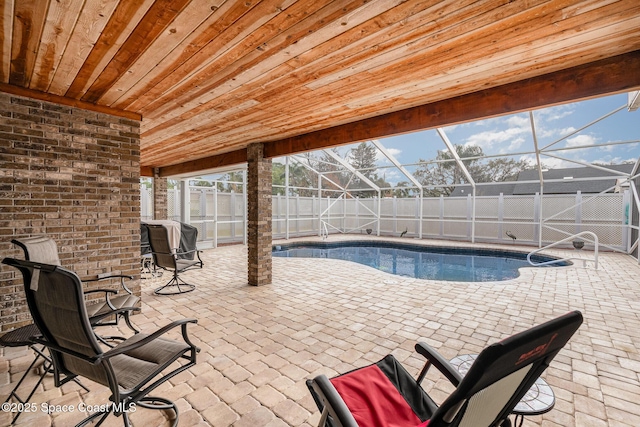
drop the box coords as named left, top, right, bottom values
left=307, top=311, right=583, bottom=427
left=2, top=257, right=199, bottom=427
left=11, top=236, right=140, bottom=337
left=144, top=224, right=203, bottom=295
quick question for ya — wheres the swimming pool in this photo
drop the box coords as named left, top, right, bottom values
left=272, top=241, right=569, bottom=282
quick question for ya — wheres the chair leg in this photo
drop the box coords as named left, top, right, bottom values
left=154, top=271, right=195, bottom=295
left=3, top=346, right=48, bottom=424
left=137, top=396, right=179, bottom=427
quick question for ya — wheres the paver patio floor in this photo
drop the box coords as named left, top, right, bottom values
left=2, top=236, right=639, bottom=426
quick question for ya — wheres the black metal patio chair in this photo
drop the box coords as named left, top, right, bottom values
left=2, top=257, right=199, bottom=427
left=11, top=236, right=140, bottom=337
left=144, top=224, right=203, bottom=295
left=307, top=311, right=583, bottom=427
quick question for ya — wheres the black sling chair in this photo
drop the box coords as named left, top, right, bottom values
left=12, top=236, right=140, bottom=340
left=307, top=311, right=583, bottom=427
left=2, top=257, right=199, bottom=427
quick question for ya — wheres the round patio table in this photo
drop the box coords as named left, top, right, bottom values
left=449, top=354, right=555, bottom=427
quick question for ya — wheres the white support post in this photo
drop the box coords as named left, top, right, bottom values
left=285, top=157, right=290, bottom=240
left=180, top=180, right=190, bottom=224
left=376, top=192, right=381, bottom=236
left=498, top=193, right=504, bottom=241
left=418, top=189, right=423, bottom=239
left=243, top=169, right=248, bottom=246
left=318, top=176, right=323, bottom=237
left=575, top=191, right=582, bottom=234
left=439, top=195, right=444, bottom=237
left=213, top=187, right=218, bottom=248
left=393, top=196, right=398, bottom=235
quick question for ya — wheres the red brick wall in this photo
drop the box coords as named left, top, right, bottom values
left=0, top=92, right=141, bottom=332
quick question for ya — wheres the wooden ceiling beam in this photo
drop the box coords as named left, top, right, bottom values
left=155, top=149, right=248, bottom=178
left=144, top=50, right=640, bottom=178
left=263, top=50, right=640, bottom=159
left=0, top=82, right=141, bottom=120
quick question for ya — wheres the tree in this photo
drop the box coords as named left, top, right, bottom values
left=348, top=142, right=388, bottom=198
left=349, top=142, right=379, bottom=180
left=415, top=144, right=531, bottom=196
left=272, top=161, right=317, bottom=196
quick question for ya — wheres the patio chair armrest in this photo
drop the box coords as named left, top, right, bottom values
left=414, top=342, right=462, bottom=386
left=32, top=336, right=100, bottom=364
left=101, top=318, right=198, bottom=359
left=83, top=274, right=134, bottom=283
left=89, top=306, right=141, bottom=325
left=83, top=274, right=135, bottom=295
left=310, top=375, right=359, bottom=427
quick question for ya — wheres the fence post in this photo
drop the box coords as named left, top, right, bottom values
left=295, top=195, right=300, bottom=236
left=213, top=187, right=218, bottom=248
left=181, top=180, right=190, bottom=224
left=533, top=192, right=540, bottom=246
left=623, top=189, right=630, bottom=252
left=393, top=196, right=398, bottom=235
left=575, top=191, right=582, bottom=234
left=498, top=193, right=504, bottom=241
left=467, top=194, right=472, bottom=240
left=199, top=188, right=206, bottom=240
left=230, top=190, right=236, bottom=240
left=439, top=195, right=444, bottom=237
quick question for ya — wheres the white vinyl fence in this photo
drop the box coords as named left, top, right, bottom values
left=141, top=186, right=630, bottom=250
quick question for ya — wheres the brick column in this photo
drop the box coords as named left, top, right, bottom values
left=153, top=169, right=168, bottom=220
left=247, top=143, right=272, bottom=286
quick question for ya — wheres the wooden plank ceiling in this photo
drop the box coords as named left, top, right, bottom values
left=1, top=0, right=640, bottom=177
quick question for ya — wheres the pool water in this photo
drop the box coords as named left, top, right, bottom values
left=272, top=242, right=568, bottom=282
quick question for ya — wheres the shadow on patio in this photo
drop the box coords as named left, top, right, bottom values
left=2, top=238, right=640, bottom=426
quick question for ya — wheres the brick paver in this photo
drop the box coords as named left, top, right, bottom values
left=1, top=236, right=639, bottom=426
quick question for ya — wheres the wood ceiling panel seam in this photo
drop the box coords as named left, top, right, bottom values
left=258, top=34, right=640, bottom=138
left=138, top=0, right=374, bottom=121
left=303, top=0, right=587, bottom=91
left=99, top=0, right=227, bottom=106
left=126, top=0, right=286, bottom=109
left=143, top=0, right=552, bottom=132
left=107, top=0, right=235, bottom=109
left=141, top=27, right=633, bottom=160
left=139, top=0, right=348, bottom=118
left=292, top=0, right=485, bottom=89
left=256, top=3, right=640, bottom=125
left=140, top=99, right=260, bottom=147
left=81, top=0, right=193, bottom=104
left=138, top=0, right=365, bottom=129
left=251, top=0, right=607, bottom=106
left=0, top=0, right=14, bottom=82
left=145, top=124, right=261, bottom=155
left=203, top=31, right=639, bottom=144
left=122, top=0, right=274, bottom=112
left=141, top=1, right=402, bottom=129
left=109, top=0, right=241, bottom=110
left=29, top=0, right=86, bottom=92
left=64, top=0, right=155, bottom=99
left=10, top=0, right=49, bottom=87
left=46, top=0, right=121, bottom=96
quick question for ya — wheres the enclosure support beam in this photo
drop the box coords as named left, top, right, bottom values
left=437, top=128, right=477, bottom=243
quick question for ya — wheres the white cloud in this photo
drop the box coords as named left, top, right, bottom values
left=465, top=126, right=529, bottom=151
left=565, top=134, right=598, bottom=148
left=536, top=104, right=575, bottom=122
left=505, top=137, right=525, bottom=152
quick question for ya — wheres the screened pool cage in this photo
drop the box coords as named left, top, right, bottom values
left=141, top=93, right=640, bottom=258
